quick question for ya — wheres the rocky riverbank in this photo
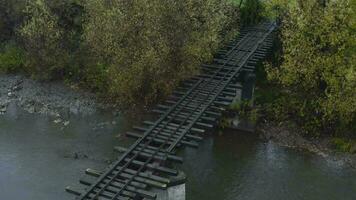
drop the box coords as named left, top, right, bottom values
left=258, top=122, right=356, bottom=170
left=2, top=74, right=355, bottom=170
left=0, top=74, right=118, bottom=125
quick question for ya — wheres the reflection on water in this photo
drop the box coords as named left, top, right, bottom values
left=1, top=104, right=356, bottom=200
left=0, top=104, right=132, bottom=200
left=181, top=131, right=356, bottom=200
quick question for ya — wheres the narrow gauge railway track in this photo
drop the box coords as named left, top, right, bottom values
left=66, top=22, right=276, bottom=200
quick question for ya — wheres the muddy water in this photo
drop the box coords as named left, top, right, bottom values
left=1, top=104, right=356, bottom=200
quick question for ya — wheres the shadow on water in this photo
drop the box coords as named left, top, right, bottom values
left=180, top=130, right=356, bottom=200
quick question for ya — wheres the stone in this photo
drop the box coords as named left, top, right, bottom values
left=156, top=184, right=186, bottom=200
left=27, top=106, right=35, bottom=113
left=69, top=100, right=80, bottom=115
left=12, top=85, right=22, bottom=91
left=0, top=106, right=6, bottom=113
left=63, top=121, right=70, bottom=126
left=54, top=119, right=62, bottom=124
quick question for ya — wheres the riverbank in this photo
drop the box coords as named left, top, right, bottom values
left=0, top=95, right=127, bottom=200
left=2, top=74, right=355, bottom=170
left=257, top=122, right=356, bottom=170
left=0, top=74, right=122, bottom=126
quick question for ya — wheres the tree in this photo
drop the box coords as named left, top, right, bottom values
left=19, top=0, right=68, bottom=79
left=83, top=0, right=240, bottom=105
left=267, top=0, right=356, bottom=135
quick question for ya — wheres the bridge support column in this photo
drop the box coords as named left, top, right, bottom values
left=241, top=72, right=256, bottom=102
left=225, top=71, right=257, bottom=132
left=156, top=183, right=186, bottom=200
left=155, top=170, right=186, bottom=200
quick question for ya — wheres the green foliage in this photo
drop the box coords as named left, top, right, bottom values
left=83, top=0, right=240, bottom=105
left=331, top=138, right=355, bottom=153
left=240, top=0, right=264, bottom=26
left=231, top=0, right=264, bottom=26
left=46, top=0, right=84, bottom=52
left=218, top=118, right=231, bottom=130
left=0, top=0, right=26, bottom=43
left=266, top=0, right=356, bottom=136
left=230, top=100, right=260, bottom=123
left=1, top=0, right=241, bottom=107
left=262, top=0, right=295, bottom=20
left=18, top=0, right=69, bottom=80
left=0, top=43, right=25, bottom=73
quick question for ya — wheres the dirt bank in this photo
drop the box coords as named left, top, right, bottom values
left=258, top=122, right=356, bottom=170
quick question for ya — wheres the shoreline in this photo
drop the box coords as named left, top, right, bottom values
left=257, top=122, right=356, bottom=170
left=1, top=74, right=355, bottom=169
left=0, top=74, right=119, bottom=125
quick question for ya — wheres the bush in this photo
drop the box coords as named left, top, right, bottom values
left=0, top=0, right=26, bottom=43
left=266, top=0, right=356, bottom=135
left=83, top=0, right=240, bottom=105
left=240, top=0, right=264, bottom=26
left=0, top=43, right=25, bottom=73
left=332, top=138, right=353, bottom=153
left=1, top=0, right=241, bottom=107
left=18, top=0, right=69, bottom=80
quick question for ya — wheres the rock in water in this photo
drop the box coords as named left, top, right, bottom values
left=54, top=119, right=62, bottom=124
left=63, top=121, right=70, bottom=126
left=69, top=100, right=80, bottom=115
left=0, top=105, right=6, bottom=114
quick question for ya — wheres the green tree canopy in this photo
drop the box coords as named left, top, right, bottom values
left=267, top=0, right=356, bottom=135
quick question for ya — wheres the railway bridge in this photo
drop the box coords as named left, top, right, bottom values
left=66, top=22, right=277, bottom=200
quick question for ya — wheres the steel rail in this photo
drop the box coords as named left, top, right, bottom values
left=105, top=30, right=260, bottom=198
left=69, top=22, right=276, bottom=200
left=167, top=23, right=276, bottom=151
left=117, top=23, right=276, bottom=198
left=81, top=80, right=203, bottom=199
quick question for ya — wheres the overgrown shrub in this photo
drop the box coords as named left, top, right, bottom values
left=18, top=0, right=68, bottom=80
left=240, top=0, right=264, bottom=26
left=266, top=0, right=356, bottom=136
left=1, top=0, right=240, bottom=107
left=0, top=0, right=26, bottom=43
left=0, top=43, right=25, bottom=73
left=16, top=0, right=84, bottom=80
left=83, top=0, right=240, bottom=105
left=331, top=138, right=354, bottom=153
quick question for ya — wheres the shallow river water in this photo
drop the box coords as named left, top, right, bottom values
left=1, top=104, right=355, bottom=200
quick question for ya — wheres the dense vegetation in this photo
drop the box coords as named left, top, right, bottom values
left=1, top=0, right=355, bottom=137
left=259, top=0, right=356, bottom=136
left=0, top=0, right=240, bottom=105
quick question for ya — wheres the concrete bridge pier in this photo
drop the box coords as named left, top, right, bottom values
left=241, top=71, right=256, bottom=102
left=156, top=184, right=186, bottom=200
left=154, top=170, right=186, bottom=200
left=226, top=71, right=257, bottom=132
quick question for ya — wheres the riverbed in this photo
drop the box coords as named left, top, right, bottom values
left=1, top=104, right=356, bottom=200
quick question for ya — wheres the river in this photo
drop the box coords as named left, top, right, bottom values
left=0, top=104, right=355, bottom=200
